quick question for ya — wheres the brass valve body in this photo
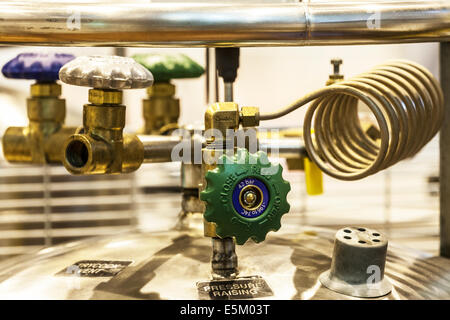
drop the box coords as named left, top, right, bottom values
left=2, top=82, right=77, bottom=164
left=202, top=102, right=241, bottom=238
left=63, top=89, right=143, bottom=175
left=142, top=83, right=180, bottom=135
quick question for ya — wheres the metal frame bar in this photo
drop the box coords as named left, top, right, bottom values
left=440, top=42, right=450, bottom=257
left=0, top=1, right=447, bottom=47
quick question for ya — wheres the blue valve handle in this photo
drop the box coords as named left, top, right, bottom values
left=2, top=53, right=75, bottom=82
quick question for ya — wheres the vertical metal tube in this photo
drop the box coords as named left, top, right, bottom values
left=440, top=42, right=450, bottom=258
left=214, top=70, right=219, bottom=102
left=205, top=48, right=210, bottom=105
left=224, top=82, right=234, bottom=102
left=43, top=164, right=52, bottom=247
left=211, top=237, right=238, bottom=279
left=114, top=48, right=126, bottom=57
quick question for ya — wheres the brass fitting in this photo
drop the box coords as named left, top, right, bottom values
left=30, top=82, right=61, bottom=97
left=63, top=89, right=144, bottom=175
left=89, top=88, right=123, bottom=105
left=240, top=106, right=260, bottom=128
left=142, top=82, right=180, bottom=135
left=326, top=74, right=344, bottom=86
left=286, top=157, right=304, bottom=171
left=2, top=82, right=77, bottom=164
left=204, top=102, right=240, bottom=141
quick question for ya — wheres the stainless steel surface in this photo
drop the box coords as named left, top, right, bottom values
left=0, top=2, right=448, bottom=47
left=0, top=161, right=138, bottom=261
left=181, top=163, right=202, bottom=189
left=440, top=42, right=450, bottom=258
left=139, top=135, right=182, bottom=164
left=224, top=83, right=233, bottom=103
left=211, top=237, right=238, bottom=279
left=258, top=137, right=304, bottom=158
left=59, top=56, right=153, bottom=89
left=140, top=133, right=304, bottom=163
left=0, top=218, right=448, bottom=299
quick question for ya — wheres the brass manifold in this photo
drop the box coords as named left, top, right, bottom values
left=142, top=82, right=180, bottom=135
left=2, top=82, right=77, bottom=164
left=61, top=94, right=263, bottom=176
left=63, top=89, right=143, bottom=175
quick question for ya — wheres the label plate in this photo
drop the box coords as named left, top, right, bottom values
left=197, top=276, right=273, bottom=300
left=56, top=260, right=132, bottom=277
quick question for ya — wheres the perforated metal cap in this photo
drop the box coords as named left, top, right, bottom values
left=59, top=55, right=153, bottom=90
left=319, top=226, right=392, bottom=298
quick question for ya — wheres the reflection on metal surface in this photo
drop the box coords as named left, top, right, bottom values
left=0, top=159, right=181, bottom=262
left=0, top=221, right=449, bottom=299
left=0, top=2, right=447, bottom=47
left=0, top=161, right=138, bottom=261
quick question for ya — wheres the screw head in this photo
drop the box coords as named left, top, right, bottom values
left=330, top=58, right=343, bottom=76
left=331, top=58, right=342, bottom=65
left=243, top=190, right=257, bottom=206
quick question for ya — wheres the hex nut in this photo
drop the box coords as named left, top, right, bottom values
left=147, top=82, right=176, bottom=97
left=88, top=89, right=123, bottom=105
left=30, top=83, right=61, bottom=97
left=240, top=106, right=260, bottom=127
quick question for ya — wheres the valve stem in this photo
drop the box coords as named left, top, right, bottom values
left=211, top=237, right=238, bottom=279
left=327, top=58, right=344, bottom=85
left=331, top=58, right=342, bottom=75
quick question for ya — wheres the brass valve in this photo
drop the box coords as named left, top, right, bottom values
left=1, top=53, right=76, bottom=164
left=201, top=102, right=263, bottom=239
left=132, top=53, right=205, bottom=135
left=59, top=55, right=153, bottom=175
left=142, top=82, right=180, bottom=135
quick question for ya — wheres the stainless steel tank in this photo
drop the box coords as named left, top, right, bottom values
left=0, top=211, right=448, bottom=300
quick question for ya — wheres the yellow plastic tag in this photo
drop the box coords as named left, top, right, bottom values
left=304, top=157, right=323, bottom=195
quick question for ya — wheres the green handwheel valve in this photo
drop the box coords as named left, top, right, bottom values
left=132, top=53, right=204, bottom=82
left=200, top=148, right=291, bottom=245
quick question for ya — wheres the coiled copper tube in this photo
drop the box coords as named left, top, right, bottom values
left=260, top=61, right=444, bottom=180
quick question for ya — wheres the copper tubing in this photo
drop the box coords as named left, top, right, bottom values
left=260, top=60, right=444, bottom=180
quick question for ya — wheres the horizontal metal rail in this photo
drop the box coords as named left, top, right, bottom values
left=0, top=1, right=448, bottom=47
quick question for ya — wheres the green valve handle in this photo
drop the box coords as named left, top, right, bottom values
left=200, top=148, right=291, bottom=245
left=132, top=53, right=204, bottom=82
